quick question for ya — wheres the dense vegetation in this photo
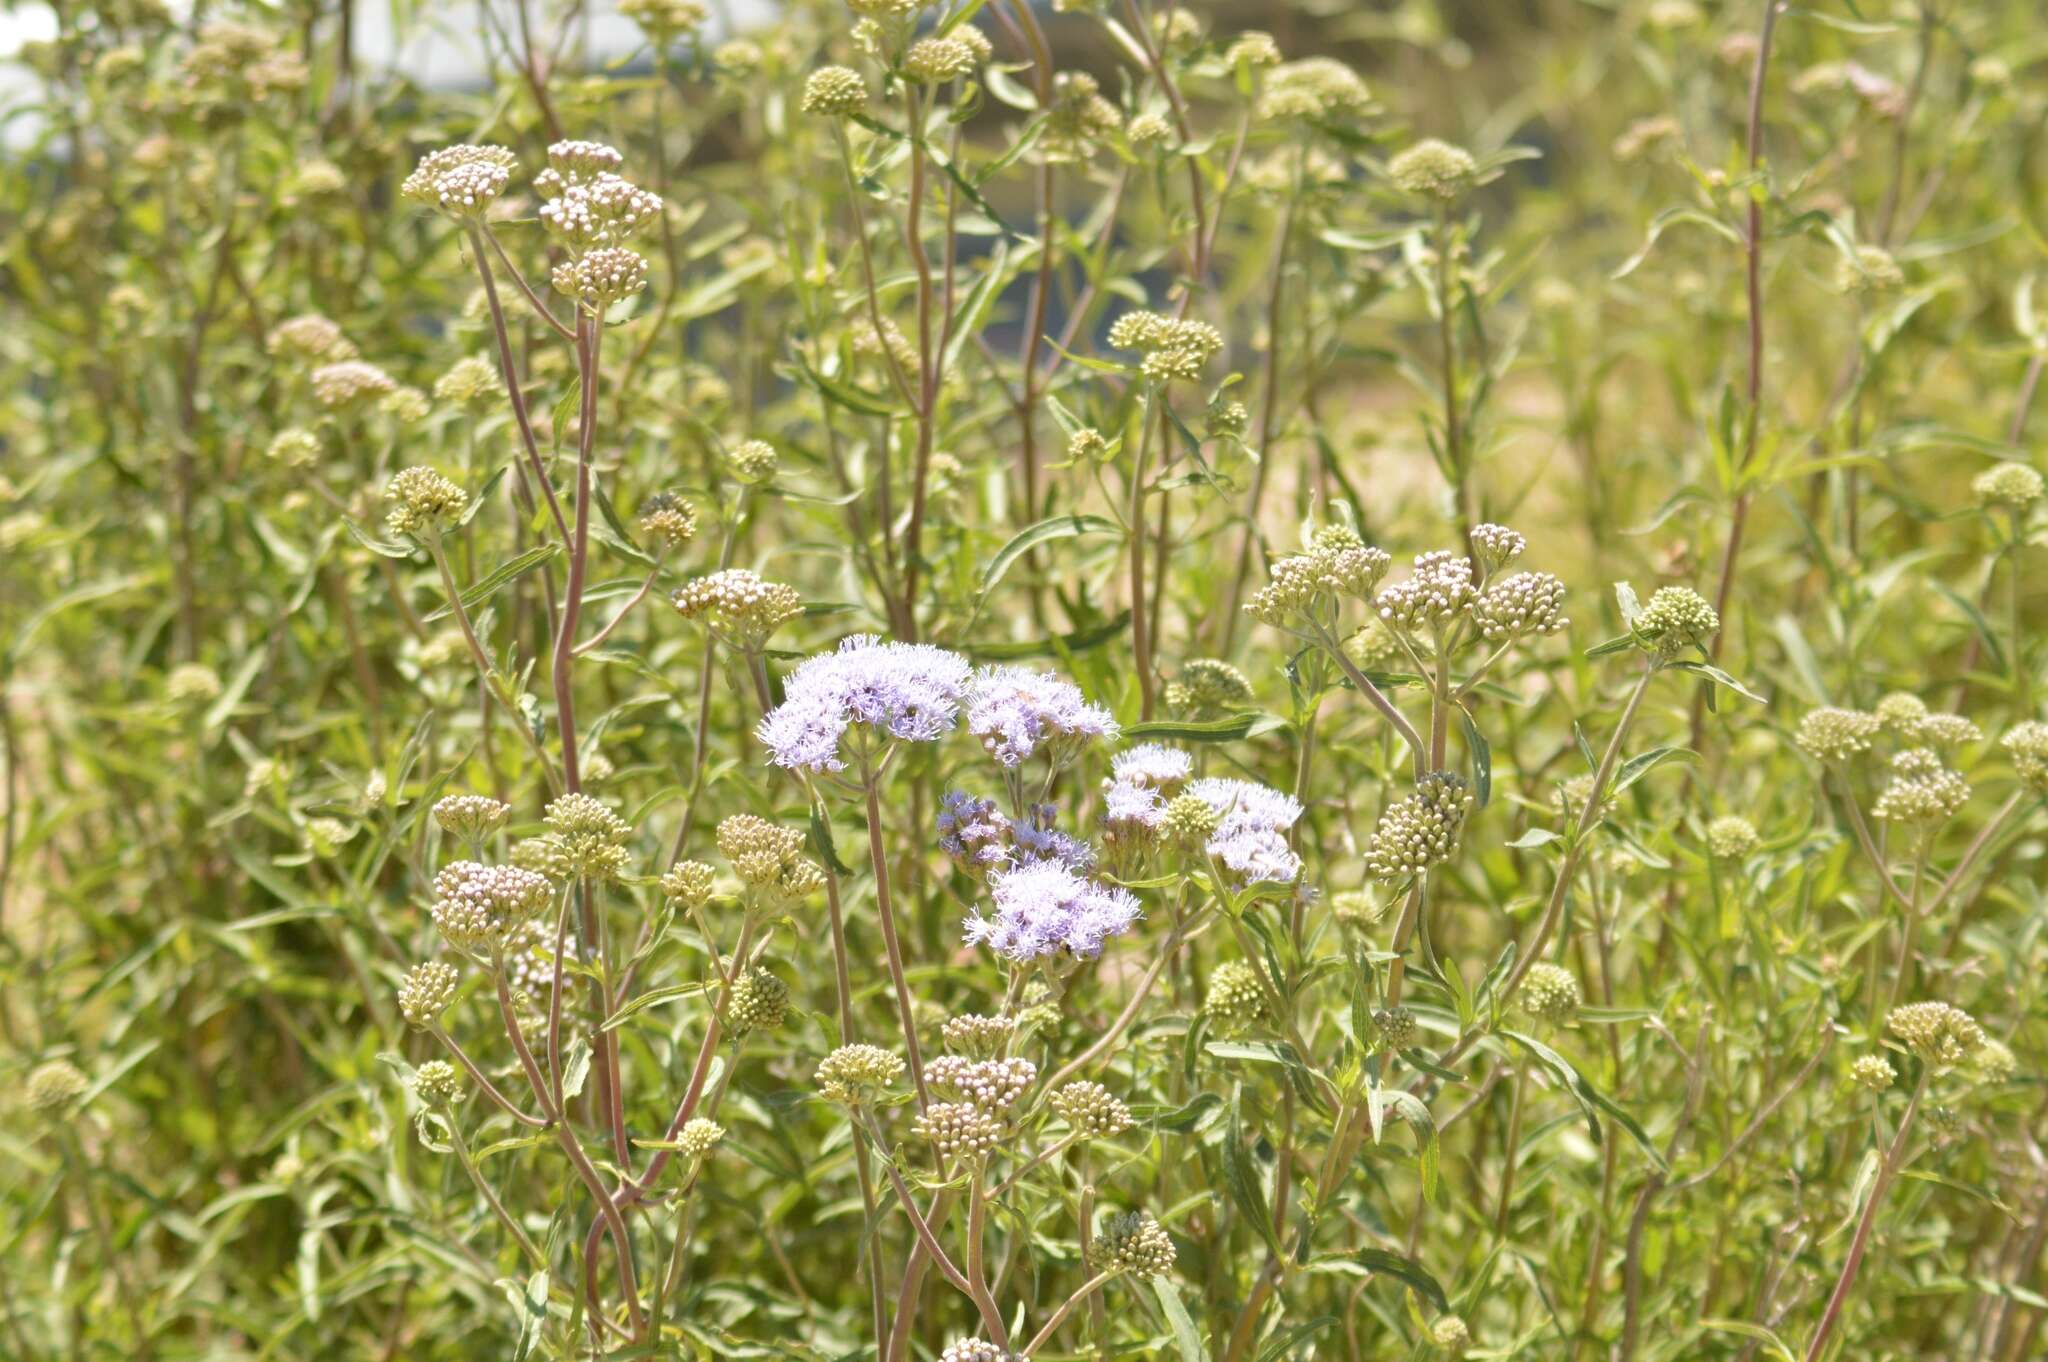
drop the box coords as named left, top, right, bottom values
left=5, top=0, right=2047, bottom=1359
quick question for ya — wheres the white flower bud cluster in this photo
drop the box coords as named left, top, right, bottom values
left=430, top=861, right=554, bottom=950
left=1376, top=551, right=1478, bottom=632
left=1795, top=707, right=1882, bottom=764
left=539, top=173, right=663, bottom=252
left=941, top=1013, right=1014, bottom=1059
left=1093, top=1210, right=1176, bottom=1276
left=385, top=467, right=465, bottom=538
left=551, top=246, right=649, bottom=308
left=1871, top=747, right=1970, bottom=826
left=434, top=794, right=511, bottom=844
left=1388, top=139, right=1478, bottom=199
left=399, top=960, right=460, bottom=1027
left=925, top=1055, right=1036, bottom=1111
left=1473, top=570, right=1568, bottom=641
left=1364, top=772, right=1473, bottom=882
left=817, top=1044, right=906, bottom=1102
left=312, top=360, right=397, bottom=409
left=1886, top=1001, right=1985, bottom=1067
left=671, top=569, right=804, bottom=649
left=1049, top=1080, right=1133, bottom=1137
left=1518, top=963, right=1581, bottom=1024
left=915, top=1101, right=1002, bottom=1159
left=401, top=145, right=517, bottom=217
left=2003, top=721, right=2048, bottom=793
left=803, top=65, right=868, bottom=116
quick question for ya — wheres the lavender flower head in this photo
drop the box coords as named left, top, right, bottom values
left=940, top=792, right=1094, bottom=876
left=1188, top=777, right=1304, bottom=885
left=1110, top=743, right=1193, bottom=789
left=963, top=862, right=1141, bottom=960
left=966, top=665, right=1119, bottom=767
left=758, top=635, right=972, bottom=771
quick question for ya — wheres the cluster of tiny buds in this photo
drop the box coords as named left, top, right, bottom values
left=941, top=1012, right=1015, bottom=1060
left=727, top=439, right=779, bottom=485
left=1248, top=526, right=1393, bottom=626
left=817, top=1043, right=905, bottom=1102
left=926, top=1055, right=1036, bottom=1111
left=1886, top=1001, right=1986, bottom=1067
left=543, top=793, right=633, bottom=881
left=1162, top=794, right=1220, bottom=847
left=551, top=247, right=649, bottom=309
left=1795, top=706, right=1882, bottom=764
left=717, top=814, right=805, bottom=885
left=940, top=1342, right=1018, bottom=1362
left=1472, top=569, right=1568, bottom=642
left=27, top=1060, right=90, bottom=1114
left=671, top=569, right=804, bottom=649
left=1427, top=1315, right=1472, bottom=1354
left=902, top=35, right=979, bottom=84
left=1364, top=772, right=1474, bottom=882
left=313, top=359, right=398, bottom=410
left=802, top=65, right=868, bottom=117
left=1093, top=1210, right=1176, bottom=1277
left=1165, top=658, right=1253, bottom=719
left=1205, top=961, right=1267, bottom=1029
left=399, top=960, right=460, bottom=1028
left=1872, top=747, right=1970, bottom=827
left=511, top=836, right=573, bottom=882
left=1376, top=550, right=1476, bottom=632
left=401, top=144, right=517, bottom=217
left=1372, top=1005, right=1417, bottom=1052
left=1633, top=586, right=1719, bottom=659
left=2004, top=721, right=2048, bottom=794
left=431, top=861, right=553, bottom=950
left=434, top=794, right=511, bottom=845
left=1850, top=1054, right=1895, bottom=1093
left=1973, top=461, right=2044, bottom=510
left=413, top=1060, right=463, bottom=1108
left=660, top=859, right=718, bottom=908
left=1518, top=962, right=1582, bottom=1025
left=678, top=1117, right=725, bottom=1159
left=1106, top=309, right=1226, bottom=384
left=1705, top=815, right=1759, bottom=860
left=915, top=1101, right=1002, bottom=1160
left=1388, top=139, right=1478, bottom=199
left=385, top=467, right=465, bottom=538
left=1049, top=1080, right=1134, bottom=1137
left=726, top=968, right=790, bottom=1035
left=267, top=314, right=354, bottom=364
left=638, top=491, right=698, bottom=552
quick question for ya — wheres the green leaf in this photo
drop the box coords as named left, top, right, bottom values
left=1665, top=661, right=1766, bottom=704
left=1152, top=1278, right=1207, bottom=1362
left=978, top=514, right=1120, bottom=594
left=1609, top=746, right=1696, bottom=797
left=425, top=544, right=560, bottom=623
left=342, top=517, right=415, bottom=559
left=1125, top=714, right=1278, bottom=743
left=1503, top=1029, right=1666, bottom=1170
left=1354, top=1247, right=1448, bottom=1313
left=1224, top=1089, right=1284, bottom=1259
left=966, top=611, right=1131, bottom=661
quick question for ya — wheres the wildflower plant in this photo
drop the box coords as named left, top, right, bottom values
left=10, top=2, right=2048, bottom=1361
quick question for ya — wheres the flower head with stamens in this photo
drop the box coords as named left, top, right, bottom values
left=757, top=635, right=973, bottom=771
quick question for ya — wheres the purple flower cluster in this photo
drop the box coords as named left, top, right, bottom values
left=1100, top=743, right=1194, bottom=836
left=938, top=792, right=1094, bottom=875
left=966, top=666, right=1119, bottom=767
left=962, top=862, right=1142, bottom=960
left=1188, top=777, right=1304, bottom=885
left=757, top=635, right=973, bottom=771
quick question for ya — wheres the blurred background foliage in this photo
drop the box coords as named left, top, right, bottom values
left=3, top=0, right=2048, bottom=1358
